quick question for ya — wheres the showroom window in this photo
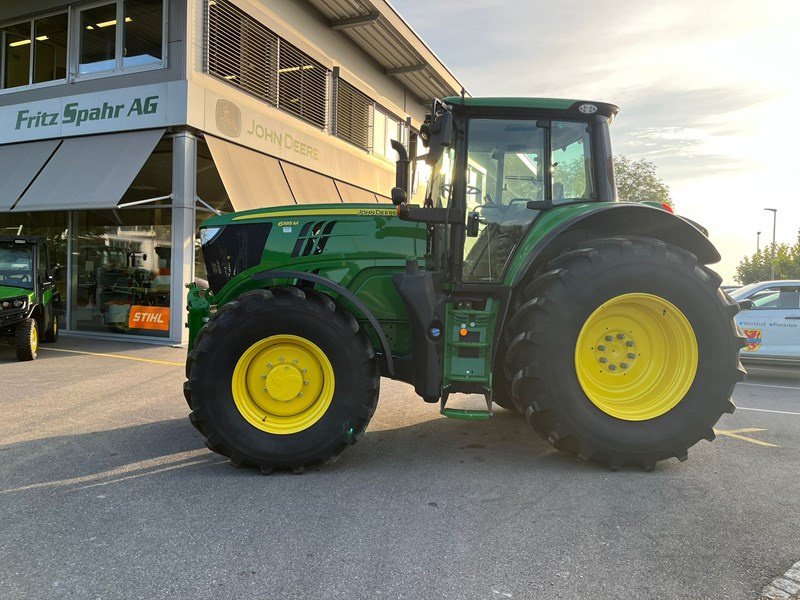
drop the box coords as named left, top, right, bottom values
left=70, top=209, right=172, bottom=338
left=76, top=0, right=165, bottom=76
left=0, top=12, right=68, bottom=89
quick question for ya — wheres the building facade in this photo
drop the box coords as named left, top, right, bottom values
left=0, top=0, right=463, bottom=343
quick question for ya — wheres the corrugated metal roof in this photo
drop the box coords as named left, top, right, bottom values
left=305, top=0, right=466, bottom=103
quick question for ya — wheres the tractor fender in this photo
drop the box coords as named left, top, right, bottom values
left=510, top=203, right=720, bottom=286
left=250, top=269, right=395, bottom=377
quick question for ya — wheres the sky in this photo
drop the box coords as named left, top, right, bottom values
left=391, top=0, right=800, bottom=283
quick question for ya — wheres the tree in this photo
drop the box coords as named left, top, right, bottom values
left=613, top=156, right=673, bottom=207
left=735, top=229, right=800, bottom=284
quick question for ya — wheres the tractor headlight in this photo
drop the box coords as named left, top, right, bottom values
left=0, top=297, right=26, bottom=311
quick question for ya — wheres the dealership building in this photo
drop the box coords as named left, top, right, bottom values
left=0, top=0, right=463, bottom=343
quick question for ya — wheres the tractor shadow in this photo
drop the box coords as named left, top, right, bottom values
left=0, top=408, right=604, bottom=496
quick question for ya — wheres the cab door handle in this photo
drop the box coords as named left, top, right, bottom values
left=785, top=316, right=800, bottom=320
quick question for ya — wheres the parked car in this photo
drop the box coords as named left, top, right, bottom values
left=729, top=280, right=800, bottom=362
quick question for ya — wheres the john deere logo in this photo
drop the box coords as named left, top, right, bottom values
left=216, top=99, right=241, bottom=138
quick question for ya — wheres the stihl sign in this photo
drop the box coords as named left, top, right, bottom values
left=128, top=306, right=170, bottom=331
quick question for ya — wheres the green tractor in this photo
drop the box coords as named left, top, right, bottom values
left=184, top=97, right=746, bottom=472
left=0, top=235, right=60, bottom=361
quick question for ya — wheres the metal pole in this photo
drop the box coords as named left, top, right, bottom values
left=764, top=208, right=777, bottom=280
left=756, top=231, right=761, bottom=253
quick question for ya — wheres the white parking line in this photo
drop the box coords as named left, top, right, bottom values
left=738, top=382, right=800, bottom=391
left=738, top=407, right=800, bottom=416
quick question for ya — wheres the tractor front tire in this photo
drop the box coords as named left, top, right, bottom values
left=15, top=318, right=39, bottom=361
left=504, top=237, right=746, bottom=470
left=185, top=287, right=380, bottom=473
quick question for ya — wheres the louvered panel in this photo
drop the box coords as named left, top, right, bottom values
left=278, top=40, right=329, bottom=130
left=206, top=0, right=278, bottom=106
left=335, top=79, right=373, bottom=151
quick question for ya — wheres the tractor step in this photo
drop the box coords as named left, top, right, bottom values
left=441, top=408, right=492, bottom=421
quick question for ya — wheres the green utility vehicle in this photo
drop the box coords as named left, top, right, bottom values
left=185, top=97, right=746, bottom=473
left=0, top=235, right=60, bottom=361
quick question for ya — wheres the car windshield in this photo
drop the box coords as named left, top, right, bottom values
left=0, top=243, right=34, bottom=290
left=729, top=282, right=762, bottom=300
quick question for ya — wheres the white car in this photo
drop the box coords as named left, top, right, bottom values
left=729, top=280, right=800, bottom=362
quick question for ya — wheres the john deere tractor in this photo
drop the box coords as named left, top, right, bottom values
left=184, top=97, right=746, bottom=473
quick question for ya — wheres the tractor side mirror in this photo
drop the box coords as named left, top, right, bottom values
left=425, top=111, right=453, bottom=166
left=466, top=212, right=480, bottom=237
left=391, top=187, right=407, bottom=206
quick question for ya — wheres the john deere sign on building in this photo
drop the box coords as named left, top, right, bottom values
left=0, top=0, right=464, bottom=344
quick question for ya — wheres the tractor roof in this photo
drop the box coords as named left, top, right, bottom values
left=443, top=96, right=619, bottom=119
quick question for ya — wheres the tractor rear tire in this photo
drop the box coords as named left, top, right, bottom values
left=504, top=237, right=746, bottom=470
left=185, top=287, right=380, bottom=473
left=15, top=318, right=39, bottom=361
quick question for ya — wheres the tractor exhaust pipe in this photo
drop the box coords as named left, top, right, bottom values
left=390, top=140, right=410, bottom=205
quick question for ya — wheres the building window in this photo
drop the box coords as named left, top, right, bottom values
left=277, top=41, right=328, bottom=129
left=335, top=79, right=373, bottom=151
left=1, top=12, right=67, bottom=89
left=205, top=0, right=330, bottom=130
left=373, top=107, right=407, bottom=160
left=76, top=0, right=165, bottom=76
left=207, top=0, right=278, bottom=105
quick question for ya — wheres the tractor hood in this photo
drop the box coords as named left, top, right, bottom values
left=198, top=203, right=426, bottom=301
left=0, top=286, right=34, bottom=301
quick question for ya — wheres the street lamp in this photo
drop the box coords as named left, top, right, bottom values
left=756, top=231, right=761, bottom=253
left=764, top=208, right=777, bottom=280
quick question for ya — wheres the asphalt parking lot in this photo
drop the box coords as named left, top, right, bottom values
left=1, top=338, right=798, bottom=600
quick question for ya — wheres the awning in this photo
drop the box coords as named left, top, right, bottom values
left=13, top=129, right=165, bottom=212
left=335, top=180, right=379, bottom=203
left=281, top=162, right=342, bottom=204
left=205, top=135, right=295, bottom=211
left=0, top=139, right=60, bottom=211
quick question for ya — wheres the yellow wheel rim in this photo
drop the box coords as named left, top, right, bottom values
left=574, top=293, right=698, bottom=421
left=31, top=325, right=38, bottom=353
left=232, top=334, right=335, bottom=435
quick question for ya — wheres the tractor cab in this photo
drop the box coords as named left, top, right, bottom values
left=0, top=235, right=60, bottom=360
left=397, top=97, right=618, bottom=284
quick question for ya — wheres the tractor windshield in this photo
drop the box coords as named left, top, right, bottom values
left=0, top=242, right=34, bottom=290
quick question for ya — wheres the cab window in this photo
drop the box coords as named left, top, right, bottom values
left=462, top=119, right=545, bottom=282
left=552, top=121, right=594, bottom=202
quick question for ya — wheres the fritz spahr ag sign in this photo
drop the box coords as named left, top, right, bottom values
left=0, top=82, right=184, bottom=144
left=14, top=96, right=159, bottom=130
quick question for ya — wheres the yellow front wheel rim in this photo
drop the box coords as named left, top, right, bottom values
left=31, top=324, right=38, bottom=353
left=575, top=293, right=698, bottom=421
left=232, top=334, right=335, bottom=435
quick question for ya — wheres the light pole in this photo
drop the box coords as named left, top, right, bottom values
left=764, top=208, right=777, bottom=280
left=756, top=231, right=761, bottom=253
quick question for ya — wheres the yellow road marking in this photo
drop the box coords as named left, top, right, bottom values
left=713, top=428, right=778, bottom=447
left=41, top=347, right=183, bottom=367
